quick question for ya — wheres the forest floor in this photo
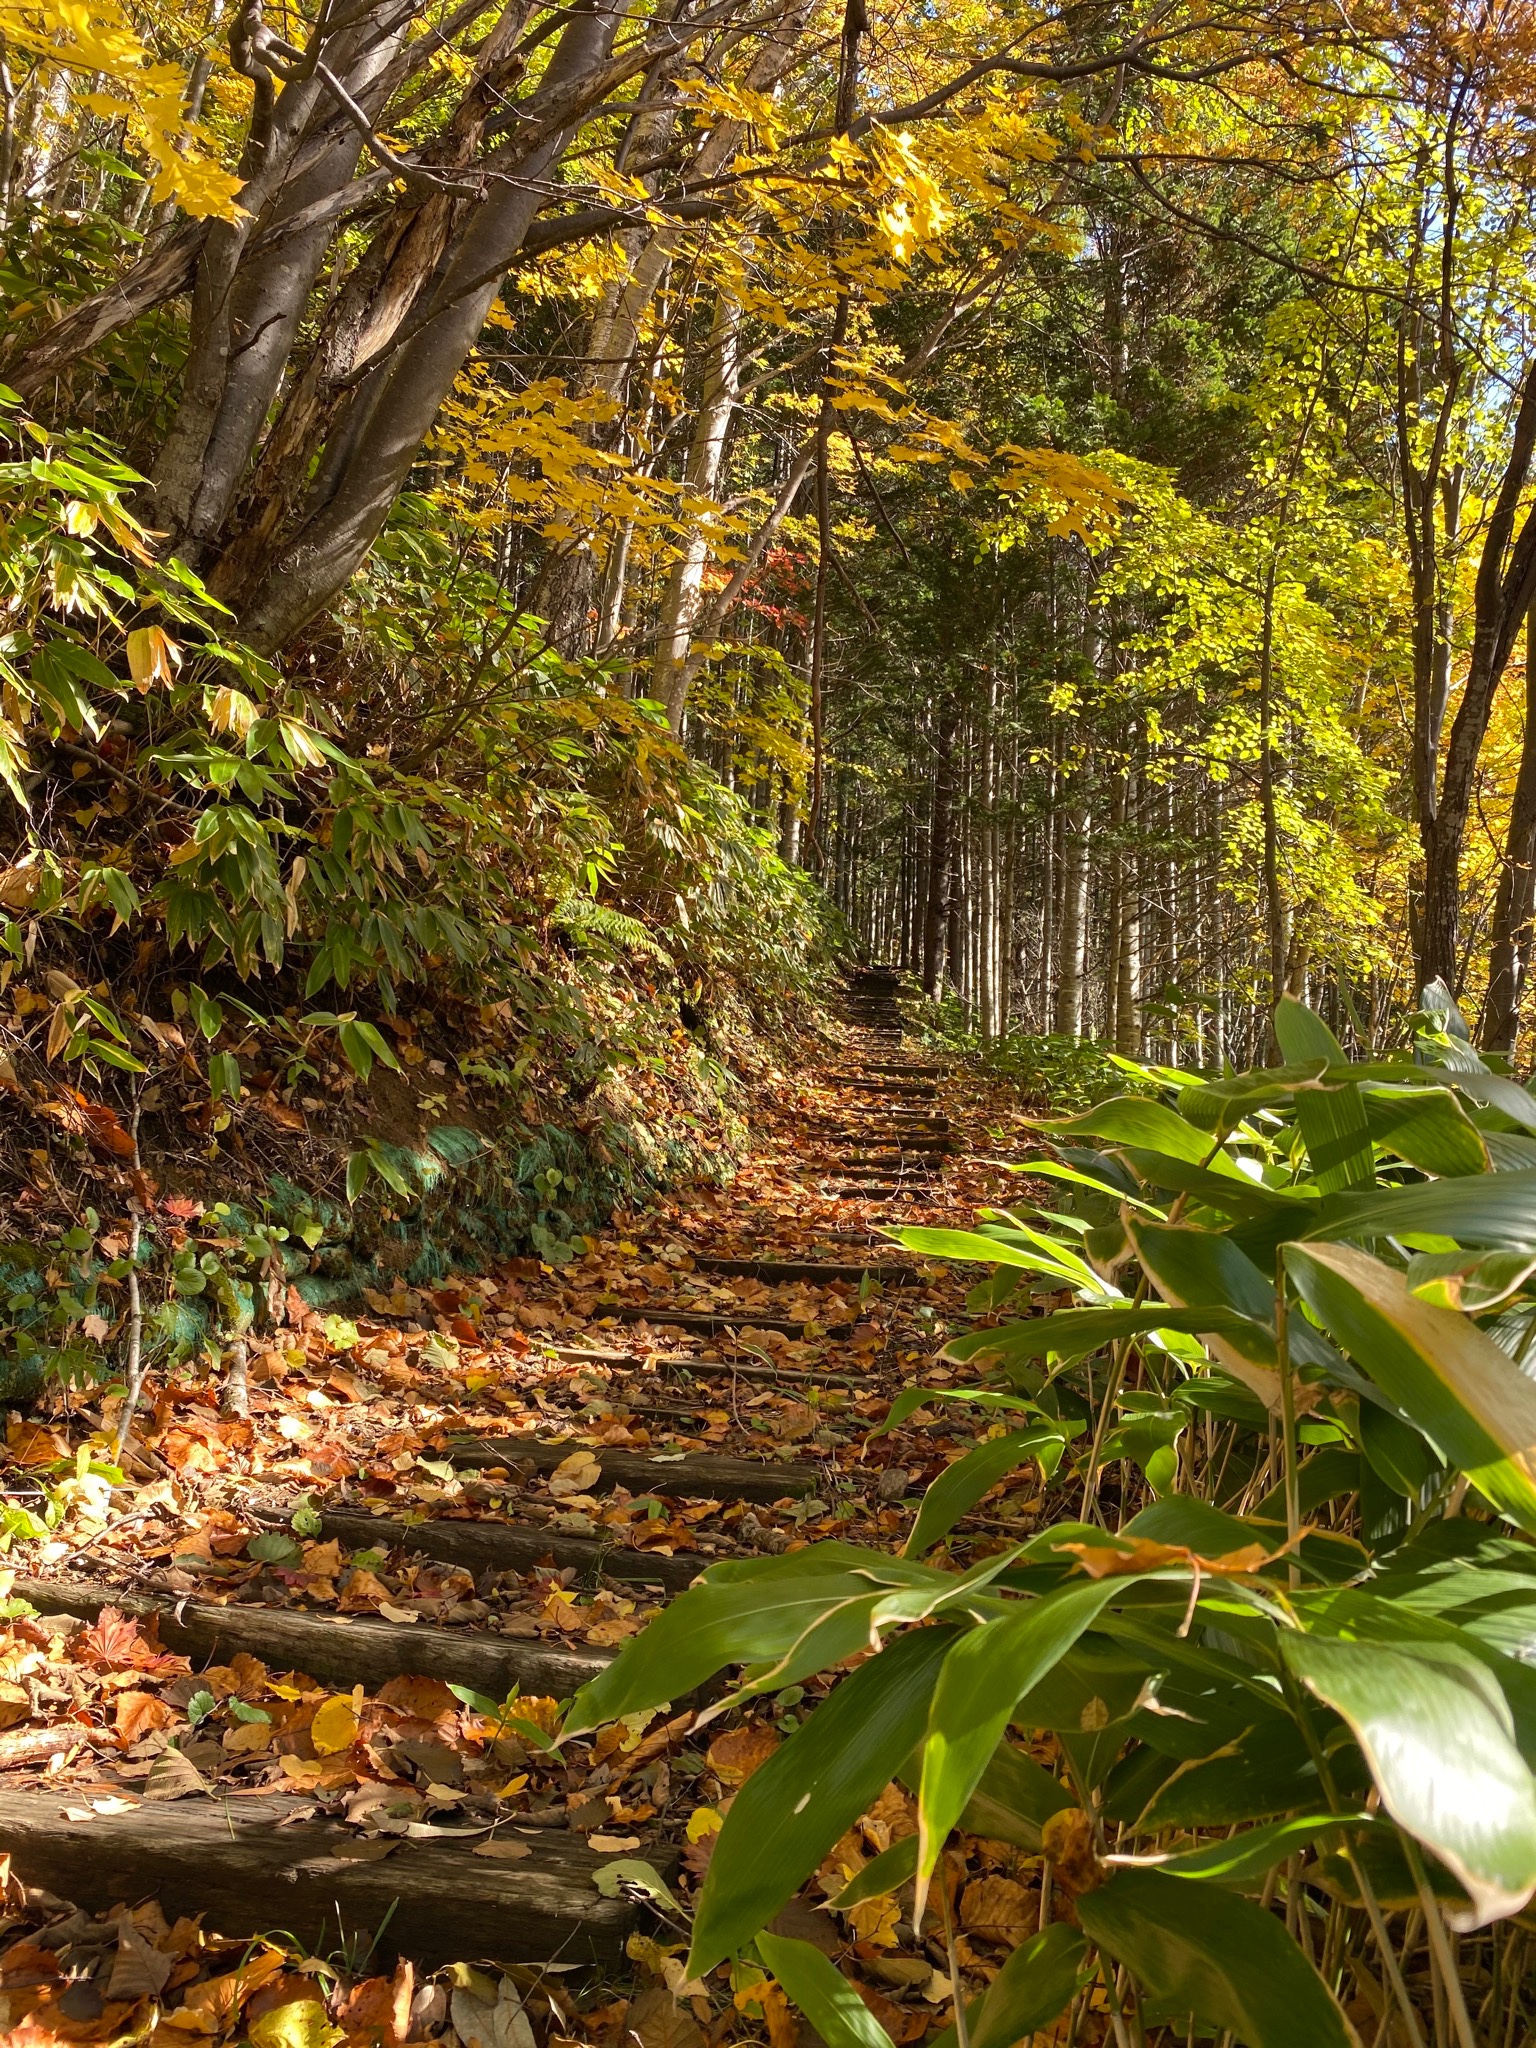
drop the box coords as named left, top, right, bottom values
left=0, top=971, right=1083, bottom=2048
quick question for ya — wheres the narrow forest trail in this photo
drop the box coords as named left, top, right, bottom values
left=0, top=973, right=1047, bottom=2046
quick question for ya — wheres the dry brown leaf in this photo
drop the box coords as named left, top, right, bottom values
left=374, top=1674, right=459, bottom=1722
left=1040, top=1805, right=1104, bottom=1895
left=143, top=1746, right=212, bottom=1802
left=860, top=1781, right=916, bottom=1851
left=106, top=1918, right=175, bottom=2000
left=337, top=1568, right=394, bottom=1613
left=1053, top=1536, right=1280, bottom=1580
left=959, top=1874, right=1035, bottom=1948
left=549, top=1450, right=603, bottom=1497
left=625, top=1985, right=706, bottom=2048
left=706, top=1722, right=781, bottom=1785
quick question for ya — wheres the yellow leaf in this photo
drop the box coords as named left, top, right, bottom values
left=248, top=1999, right=345, bottom=2048
left=686, top=1805, right=724, bottom=1843
left=310, top=1693, right=360, bottom=1754
left=848, top=1893, right=901, bottom=1946
left=126, top=624, right=180, bottom=688
left=208, top=686, right=258, bottom=737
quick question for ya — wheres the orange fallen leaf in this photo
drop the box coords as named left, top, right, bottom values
left=1053, top=1536, right=1283, bottom=1580
left=706, top=1722, right=780, bottom=1785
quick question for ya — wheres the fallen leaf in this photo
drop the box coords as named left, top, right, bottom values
left=310, top=1693, right=361, bottom=1754
left=338, top=1568, right=394, bottom=1612
left=1040, top=1805, right=1104, bottom=1895
left=248, top=1996, right=345, bottom=2048
left=707, top=1722, right=780, bottom=1785
left=116, top=1690, right=177, bottom=1744
left=686, top=1806, right=724, bottom=1844
left=959, top=1874, right=1035, bottom=1947
left=549, top=1449, right=602, bottom=1497
left=374, top=1674, right=458, bottom=1721
left=625, top=1985, right=706, bottom=2048
left=1053, top=1536, right=1278, bottom=1580
left=143, top=1746, right=212, bottom=1801
left=472, top=1840, right=533, bottom=1861
left=335, top=1961, right=414, bottom=2048
left=848, top=1893, right=901, bottom=1946
left=107, top=1920, right=175, bottom=2000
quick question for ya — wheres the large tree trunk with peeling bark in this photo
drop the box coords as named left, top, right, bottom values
left=652, top=284, right=741, bottom=730
left=226, top=2, right=620, bottom=650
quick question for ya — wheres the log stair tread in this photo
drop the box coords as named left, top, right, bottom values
left=445, top=1435, right=824, bottom=1501
left=252, top=1504, right=705, bottom=1594
left=0, top=1789, right=658, bottom=1967
left=15, top=1576, right=612, bottom=1700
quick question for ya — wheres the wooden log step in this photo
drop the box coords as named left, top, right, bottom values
left=593, top=1303, right=854, bottom=1340
left=445, top=1436, right=822, bottom=1502
left=543, top=1344, right=873, bottom=1391
left=0, top=1790, right=653, bottom=1967
left=693, top=1255, right=919, bottom=1286
left=837, top=1162, right=940, bottom=1180
left=862, top=1061, right=946, bottom=1076
left=842, top=1138, right=953, bottom=1155
left=15, top=1577, right=610, bottom=1700
left=828, top=1077, right=936, bottom=1095
left=257, top=1506, right=704, bottom=1595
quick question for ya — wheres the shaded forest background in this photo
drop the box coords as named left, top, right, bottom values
left=3, top=0, right=1536, bottom=1201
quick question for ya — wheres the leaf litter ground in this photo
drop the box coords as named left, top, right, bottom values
left=0, top=1024, right=1108, bottom=2047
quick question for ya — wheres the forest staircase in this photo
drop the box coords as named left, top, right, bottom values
left=0, top=969, right=959, bottom=1973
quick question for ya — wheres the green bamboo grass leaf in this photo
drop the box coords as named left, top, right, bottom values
left=1117, top=1811, right=1372, bottom=1886
left=1029, top=1095, right=1250, bottom=1173
left=1119, top=1153, right=1304, bottom=1221
left=956, top=1737, right=1074, bottom=1848
left=1274, top=995, right=1373, bottom=1189
left=1255, top=1444, right=1362, bottom=1520
left=1407, top=1247, right=1536, bottom=1312
left=1310, top=1166, right=1536, bottom=1247
left=1076, top=1867, right=1357, bottom=2045
left=1443, top=1068, right=1536, bottom=1135
left=941, top=1303, right=1267, bottom=1369
left=890, top=1226, right=1066, bottom=1269
left=1273, top=997, right=1347, bottom=1065
left=756, top=1935, right=894, bottom=2048
left=1126, top=1218, right=1284, bottom=1411
left=917, top=1577, right=1133, bottom=1890
left=903, top=1426, right=1064, bottom=1555
left=1358, top=1401, right=1443, bottom=1500
left=825, top=1834, right=919, bottom=1910
left=924, top=1926, right=1087, bottom=2048
left=1361, top=1086, right=1490, bottom=1176
left=564, top=1550, right=947, bottom=1733
left=1176, top=1061, right=1332, bottom=1132
left=1016, top=1157, right=1168, bottom=1214
left=688, top=1623, right=956, bottom=1975
left=1285, top=1242, right=1536, bottom=1534
left=871, top=1385, right=1042, bottom=1436
left=1292, top=1084, right=1376, bottom=1192
left=1282, top=1632, right=1536, bottom=1928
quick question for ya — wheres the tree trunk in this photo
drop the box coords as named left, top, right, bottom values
left=653, top=283, right=742, bottom=729
left=229, top=1, right=619, bottom=652
left=1054, top=790, right=1091, bottom=1037
left=1484, top=609, right=1536, bottom=1055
